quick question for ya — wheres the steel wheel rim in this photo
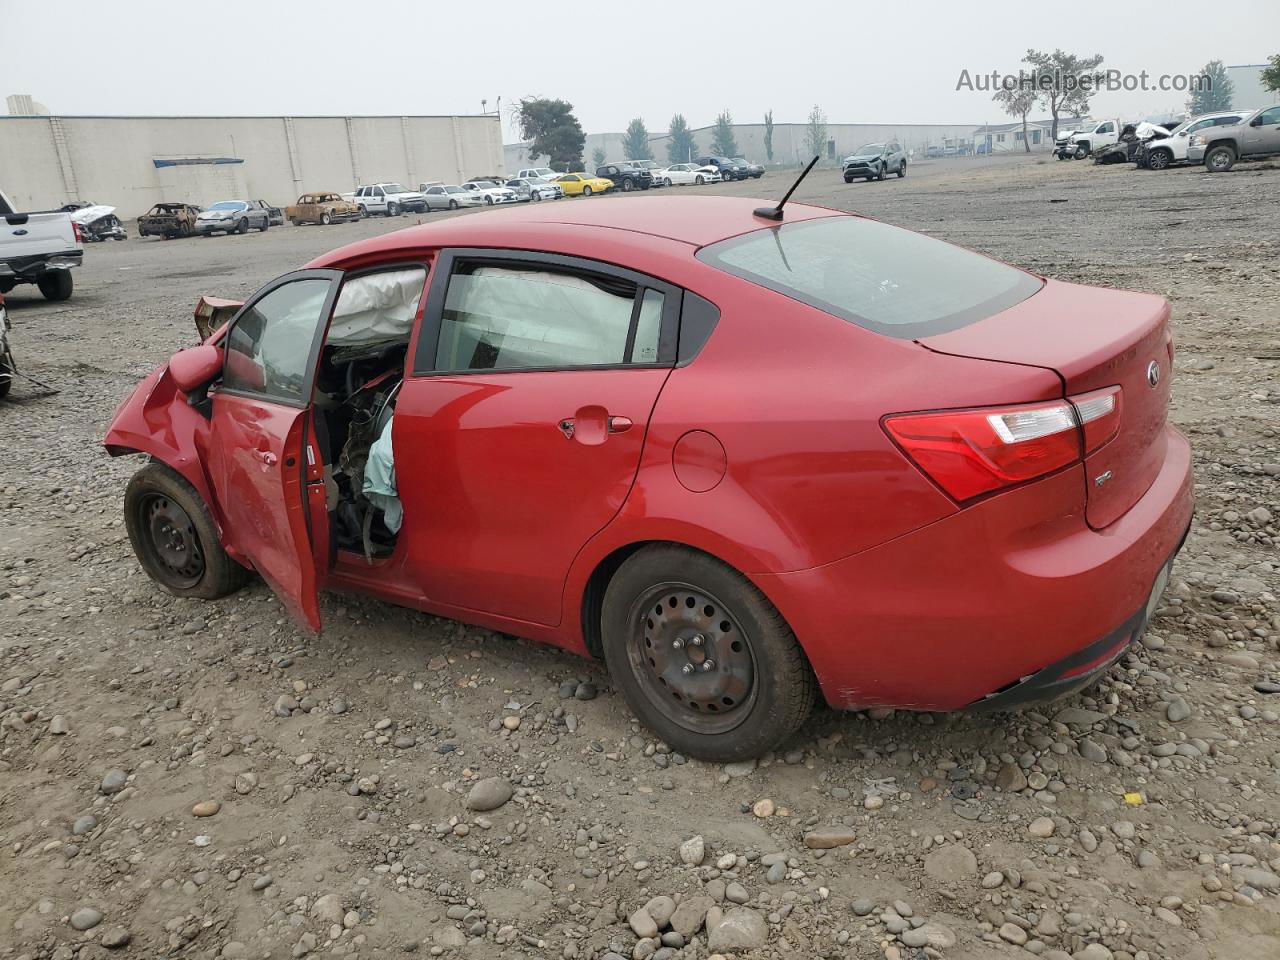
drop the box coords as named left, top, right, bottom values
left=139, top=493, right=204, bottom=588
left=627, top=581, right=757, bottom=735
left=1209, top=152, right=1230, bottom=171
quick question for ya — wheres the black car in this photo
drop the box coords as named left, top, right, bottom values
left=695, top=156, right=747, bottom=181
left=732, top=157, right=764, bottom=178
left=594, top=162, right=653, bottom=192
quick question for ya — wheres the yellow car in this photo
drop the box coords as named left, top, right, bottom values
left=555, top=173, right=613, bottom=197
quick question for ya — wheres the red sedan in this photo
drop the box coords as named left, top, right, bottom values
left=104, top=195, right=1193, bottom=761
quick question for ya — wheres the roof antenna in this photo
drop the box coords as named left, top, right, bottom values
left=754, top=155, right=819, bottom=221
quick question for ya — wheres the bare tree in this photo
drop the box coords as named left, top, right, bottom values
left=804, top=105, right=827, bottom=163
left=993, top=85, right=1037, bottom=152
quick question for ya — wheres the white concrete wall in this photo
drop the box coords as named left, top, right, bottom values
left=0, top=114, right=503, bottom=217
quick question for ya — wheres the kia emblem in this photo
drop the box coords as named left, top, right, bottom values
left=1146, top=361, right=1160, bottom=387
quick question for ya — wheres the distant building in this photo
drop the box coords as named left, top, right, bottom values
left=0, top=112, right=504, bottom=217
left=1226, top=64, right=1275, bottom=111
left=972, top=117, right=1088, bottom=153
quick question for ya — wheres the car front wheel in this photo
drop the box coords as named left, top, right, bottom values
left=602, top=545, right=817, bottom=762
left=1204, top=145, right=1236, bottom=173
left=582, top=186, right=593, bottom=196
left=124, top=463, right=249, bottom=600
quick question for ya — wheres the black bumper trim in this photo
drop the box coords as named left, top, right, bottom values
left=968, top=523, right=1190, bottom=713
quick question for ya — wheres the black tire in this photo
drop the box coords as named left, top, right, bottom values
left=1073, top=143, right=1089, bottom=160
left=235, top=218, right=249, bottom=235
left=37, top=270, right=73, bottom=302
left=695, top=175, right=704, bottom=185
left=320, top=211, right=332, bottom=225
left=844, top=175, right=854, bottom=183
left=448, top=199, right=459, bottom=210
left=582, top=186, right=593, bottom=196
left=601, top=545, right=817, bottom=762
left=0, top=347, right=13, bottom=400
left=1056, top=152, right=1067, bottom=161
left=622, top=179, right=634, bottom=192
left=897, top=161, right=906, bottom=178
left=531, top=191, right=542, bottom=201
left=124, top=462, right=250, bottom=600
left=664, top=177, right=673, bottom=186
left=1204, top=145, right=1236, bottom=173
left=876, top=163, right=886, bottom=181
left=387, top=202, right=400, bottom=217
left=259, top=217, right=269, bottom=232
left=291, top=218, right=302, bottom=226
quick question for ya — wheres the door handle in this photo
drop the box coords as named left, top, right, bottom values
left=607, top=416, right=633, bottom=434
left=256, top=450, right=278, bottom=466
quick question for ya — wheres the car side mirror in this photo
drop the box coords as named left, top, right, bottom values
left=169, top=344, right=223, bottom=394
left=1251, top=117, right=1264, bottom=127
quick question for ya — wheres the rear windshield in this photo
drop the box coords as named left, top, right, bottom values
left=697, top=216, right=1043, bottom=339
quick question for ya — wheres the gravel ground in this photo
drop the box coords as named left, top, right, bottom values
left=2, top=153, right=1279, bottom=960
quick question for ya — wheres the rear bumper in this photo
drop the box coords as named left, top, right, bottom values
left=758, top=425, right=1195, bottom=711
left=0, top=250, right=83, bottom=277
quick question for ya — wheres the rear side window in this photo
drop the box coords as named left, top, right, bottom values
left=698, top=216, right=1043, bottom=339
left=436, top=264, right=664, bottom=370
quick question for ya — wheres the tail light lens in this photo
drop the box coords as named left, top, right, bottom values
left=884, top=387, right=1121, bottom=502
left=71, top=222, right=83, bottom=244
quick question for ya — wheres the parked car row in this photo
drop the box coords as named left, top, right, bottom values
left=1056, top=105, right=1280, bottom=172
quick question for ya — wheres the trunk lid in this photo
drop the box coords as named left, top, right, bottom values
left=920, top=278, right=1172, bottom=529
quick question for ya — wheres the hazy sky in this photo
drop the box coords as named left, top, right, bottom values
left=2, top=0, right=1275, bottom=138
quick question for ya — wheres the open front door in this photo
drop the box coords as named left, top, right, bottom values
left=206, top=270, right=343, bottom=631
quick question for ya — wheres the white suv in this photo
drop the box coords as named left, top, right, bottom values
left=353, top=183, right=427, bottom=217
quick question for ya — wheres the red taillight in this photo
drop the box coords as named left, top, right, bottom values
left=71, top=222, right=82, bottom=244
left=884, top=387, right=1121, bottom=502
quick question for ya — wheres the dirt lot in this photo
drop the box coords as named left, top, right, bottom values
left=2, top=153, right=1278, bottom=960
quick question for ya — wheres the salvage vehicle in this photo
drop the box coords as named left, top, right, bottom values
left=422, top=185, right=485, bottom=211
left=354, top=183, right=428, bottom=217
left=515, top=166, right=560, bottom=182
left=505, top=178, right=560, bottom=202
left=1066, top=119, right=1122, bottom=159
left=104, top=193, right=1193, bottom=761
left=195, top=200, right=271, bottom=236
left=1187, top=104, right=1280, bottom=172
left=732, top=157, right=765, bottom=179
left=137, top=202, right=203, bottom=239
left=554, top=173, right=614, bottom=196
left=264, top=203, right=285, bottom=227
left=1137, top=112, right=1247, bottom=170
left=594, top=162, right=653, bottom=192
left=657, top=164, right=720, bottom=186
left=461, top=181, right=519, bottom=206
left=695, top=156, right=747, bottom=181
left=63, top=203, right=128, bottom=242
left=0, top=188, right=82, bottom=300
left=286, top=193, right=362, bottom=226
left=1092, top=122, right=1170, bottom=165
left=0, top=293, right=13, bottom=399
left=842, top=142, right=906, bottom=181
left=630, top=160, right=666, bottom=185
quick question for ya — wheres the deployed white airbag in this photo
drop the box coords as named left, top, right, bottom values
left=328, top=268, right=426, bottom=346
left=361, top=415, right=401, bottom=533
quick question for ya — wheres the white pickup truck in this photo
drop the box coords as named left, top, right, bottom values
left=1, top=188, right=83, bottom=301
left=1067, top=119, right=1122, bottom=159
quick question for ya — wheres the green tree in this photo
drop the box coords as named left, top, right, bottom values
left=1023, top=48, right=1104, bottom=141
left=763, top=110, right=774, bottom=163
left=591, top=146, right=607, bottom=169
left=622, top=118, right=652, bottom=160
left=667, top=113, right=697, bottom=164
left=516, top=97, right=585, bottom=172
left=711, top=109, right=738, bottom=157
left=803, top=104, right=827, bottom=162
left=993, top=84, right=1037, bottom=152
left=1191, top=60, right=1234, bottom=113
left=1263, top=54, right=1280, bottom=93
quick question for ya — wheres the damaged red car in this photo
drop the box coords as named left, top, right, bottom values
left=104, top=195, right=1193, bottom=761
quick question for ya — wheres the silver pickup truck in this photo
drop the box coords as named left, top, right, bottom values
left=1, top=188, right=83, bottom=301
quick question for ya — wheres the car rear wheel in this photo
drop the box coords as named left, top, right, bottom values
left=1204, top=145, right=1236, bottom=173
left=124, top=463, right=249, bottom=600
left=897, top=161, right=906, bottom=178
left=601, top=545, right=817, bottom=762
left=36, top=270, right=73, bottom=302
left=259, top=218, right=269, bottom=232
